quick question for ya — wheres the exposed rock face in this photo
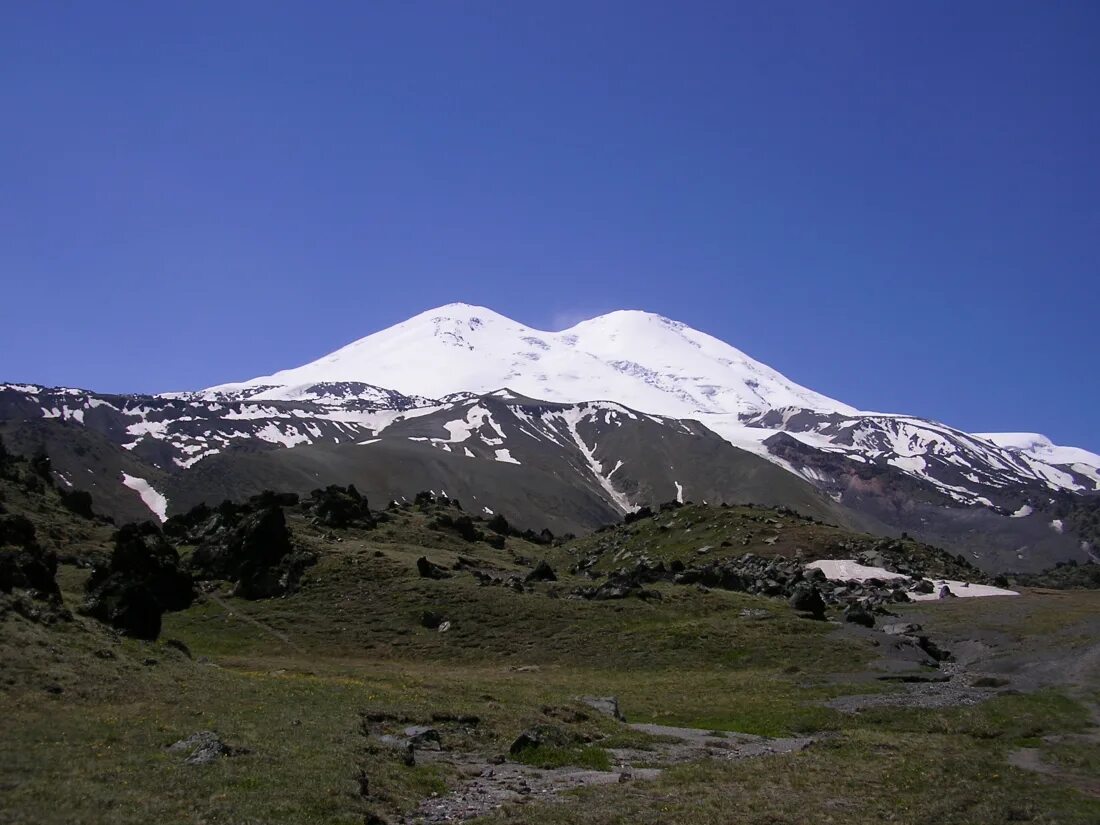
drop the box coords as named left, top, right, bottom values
left=306, top=485, right=374, bottom=529
left=844, top=603, right=876, bottom=628
left=788, top=582, right=826, bottom=620
left=188, top=503, right=315, bottom=599
left=416, top=557, right=452, bottom=580
left=83, top=523, right=194, bottom=639
left=0, top=514, right=60, bottom=600
left=525, top=560, right=557, bottom=583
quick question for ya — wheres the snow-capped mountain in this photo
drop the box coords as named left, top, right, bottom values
left=2, top=303, right=1096, bottom=572
left=206, top=302, right=1099, bottom=500
left=208, top=303, right=856, bottom=418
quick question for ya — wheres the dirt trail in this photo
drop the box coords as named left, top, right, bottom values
left=401, top=723, right=813, bottom=823
left=206, top=593, right=306, bottom=654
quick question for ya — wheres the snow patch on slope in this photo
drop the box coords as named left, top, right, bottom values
left=807, top=560, right=1018, bottom=599
left=121, top=473, right=168, bottom=522
left=559, top=407, right=634, bottom=512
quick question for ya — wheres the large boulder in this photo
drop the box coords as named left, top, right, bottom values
left=525, top=560, right=557, bottom=583
left=0, top=514, right=60, bottom=600
left=307, top=485, right=374, bottom=529
left=190, top=505, right=313, bottom=599
left=416, top=556, right=452, bottom=580
left=844, top=602, right=876, bottom=628
left=788, top=582, right=826, bottom=620
left=83, top=523, right=195, bottom=639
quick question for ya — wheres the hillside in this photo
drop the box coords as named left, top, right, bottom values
left=4, top=453, right=1100, bottom=823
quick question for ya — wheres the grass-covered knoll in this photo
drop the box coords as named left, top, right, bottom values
left=556, top=501, right=984, bottom=582
left=3, top=478, right=1100, bottom=823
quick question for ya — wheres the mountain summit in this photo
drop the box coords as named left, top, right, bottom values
left=208, top=303, right=856, bottom=417
left=3, top=303, right=1097, bottom=572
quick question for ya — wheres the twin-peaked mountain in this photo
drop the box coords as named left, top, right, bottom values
left=2, top=303, right=1096, bottom=572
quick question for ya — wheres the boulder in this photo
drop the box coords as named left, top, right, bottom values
left=420, top=611, right=444, bottom=629
left=308, top=485, right=374, bottom=529
left=190, top=505, right=312, bottom=599
left=787, top=582, right=826, bottom=620
left=416, top=557, right=452, bottom=580
left=402, top=726, right=442, bottom=751
left=509, top=730, right=541, bottom=756
left=581, top=696, right=626, bottom=721
left=0, top=515, right=60, bottom=600
left=167, top=731, right=235, bottom=765
left=881, top=622, right=923, bottom=636
left=525, top=560, right=557, bottom=583
left=83, top=523, right=194, bottom=639
left=844, top=603, right=875, bottom=628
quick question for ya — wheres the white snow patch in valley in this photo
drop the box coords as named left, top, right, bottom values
left=807, top=560, right=1018, bottom=600
left=1011, top=504, right=1034, bottom=518
left=494, top=448, right=520, bottom=464
left=908, top=580, right=1019, bottom=600
left=121, top=473, right=168, bottom=522
left=674, top=480, right=684, bottom=504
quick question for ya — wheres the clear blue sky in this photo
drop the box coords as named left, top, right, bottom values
left=2, top=2, right=1097, bottom=449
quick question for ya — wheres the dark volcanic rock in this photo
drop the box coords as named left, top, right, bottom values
left=787, top=582, right=826, bottom=620
left=525, top=560, right=557, bottom=583
left=844, top=603, right=876, bottom=628
left=416, top=556, right=452, bottom=580
left=509, top=730, right=542, bottom=756
left=307, top=485, right=374, bottom=529
left=0, top=514, right=60, bottom=600
left=190, top=505, right=313, bottom=599
left=420, top=611, right=444, bottom=629
left=429, top=514, right=482, bottom=543
left=83, top=523, right=194, bottom=639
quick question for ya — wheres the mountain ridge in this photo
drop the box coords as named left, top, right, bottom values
left=1, top=303, right=1096, bottom=572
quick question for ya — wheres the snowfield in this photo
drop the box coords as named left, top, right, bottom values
left=207, top=303, right=857, bottom=418
left=807, top=559, right=1018, bottom=600
left=121, top=473, right=169, bottom=522
left=199, top=305, right=1100, bottom=506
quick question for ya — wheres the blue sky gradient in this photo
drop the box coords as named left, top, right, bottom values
left=2, top=2, right=1097, bottom=448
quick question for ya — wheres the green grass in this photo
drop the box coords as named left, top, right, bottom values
left=4, top=501, right=1100, bottom=824
left=515, top=745, right=612, bottom=771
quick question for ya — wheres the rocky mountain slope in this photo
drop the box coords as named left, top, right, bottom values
left=2, top=303, right=1096, bottom=572
left=0, top=384, right=857, bottom=540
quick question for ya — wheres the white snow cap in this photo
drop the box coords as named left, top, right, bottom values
left=208, top=303, right=855, bottom=418
left=975, top=432, right=1100, bottom=470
